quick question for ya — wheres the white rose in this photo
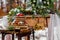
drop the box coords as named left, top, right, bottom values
left=14, top=8, right=20, bottom=12
left=10, top=9, right=14, bottom=11
left=9, top=12, right=11, bottom=14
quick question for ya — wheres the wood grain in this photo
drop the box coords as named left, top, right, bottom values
left=0, top=9, right=6, bottom=18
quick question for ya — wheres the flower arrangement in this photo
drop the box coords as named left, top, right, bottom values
left=7, top=0, right=59, bottom=30
left=8, top=7, right=20, bottom=21
left=8, top=8, right=20, bottom=16
left=8, top=0, right=58, bottom=17
left=7, top=0, right=56, bottom=25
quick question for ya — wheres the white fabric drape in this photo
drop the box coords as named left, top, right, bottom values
left=54, top=13, right=60, bottom=40
left=48, top=14, right=55, bottom=40
left=48, top=13, right=60, bottom=40
left=0, top=16, right=8, bottom=29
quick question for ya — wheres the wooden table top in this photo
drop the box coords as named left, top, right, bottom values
left=0, top=29, right=31, bottom=34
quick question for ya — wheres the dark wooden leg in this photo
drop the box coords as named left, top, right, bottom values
left=27, top=35, right=30, bottom=40
left=18, top=34, right=21, bottom=40
left=30, top=28, right=35, bottom=40
left=18, top=36, right=21, bottom=40
left=33, top=30, right=35, bottom=40
left=12, top=34, right=14, bottom=40
left=2, top=33, right=5, bottom=40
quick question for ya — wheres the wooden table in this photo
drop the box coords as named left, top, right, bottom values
left=0, top=30, right=14, bottom=40
left=0, top=28, right=34, bottom=40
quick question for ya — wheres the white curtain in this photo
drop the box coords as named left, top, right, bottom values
left=48, top=14, right=54, bottom=40
left=48, top=13, right=60, bottom=40
left=54, top=13, right=60, bottom=40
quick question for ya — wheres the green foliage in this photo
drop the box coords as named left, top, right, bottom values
left=7, top=25, right=14, bottom=31
left=8, top=7, right=21, bottom=22
left=8, top=0, right=57, bottom=17
left=29, top=0, right=55, bottom=17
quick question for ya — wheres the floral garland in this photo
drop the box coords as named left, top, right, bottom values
left=8, top=6, right=25, bottom=23
left=8, top=8, right=20, bottom=16
left=7, top=8, right=20, bottom=23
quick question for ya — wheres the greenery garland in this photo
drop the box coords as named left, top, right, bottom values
left=8, top=0, right=58, bottom=17
left=30, top=0, right=56, bottom=17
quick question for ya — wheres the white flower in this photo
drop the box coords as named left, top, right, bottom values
left=44, top=1, right=46, bottom=4
left=40, top=0, right=42, bottom=2
left=47, top=10, right=50, bottom=12
left=47, top=2, right=49, bottom=5
left=33, top=10, right=36, bottom=12
left=32, top=4, right=35, bottom=7
left=8, top=8, right=20, bottom=16
left=41, top=6, right=44, bottom=8
left=17, top=9, right=20, bottom=12
left=16, top=13, right=20, bottom=15
left=43, top=6, right=46, bottom=8
left=9, top=12, right=11, bottom=14
left=14, top=8, right=20, bottom=12
left=14, top=8, right=17, bottom=12
left=26, top=7, right=32, bottom=11
left=33, top=0, right=36, bottom=2
left=10, top=9, right=14, bottom=11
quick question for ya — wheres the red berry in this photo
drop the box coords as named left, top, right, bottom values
left=17, top=13, right=24, bottom=16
